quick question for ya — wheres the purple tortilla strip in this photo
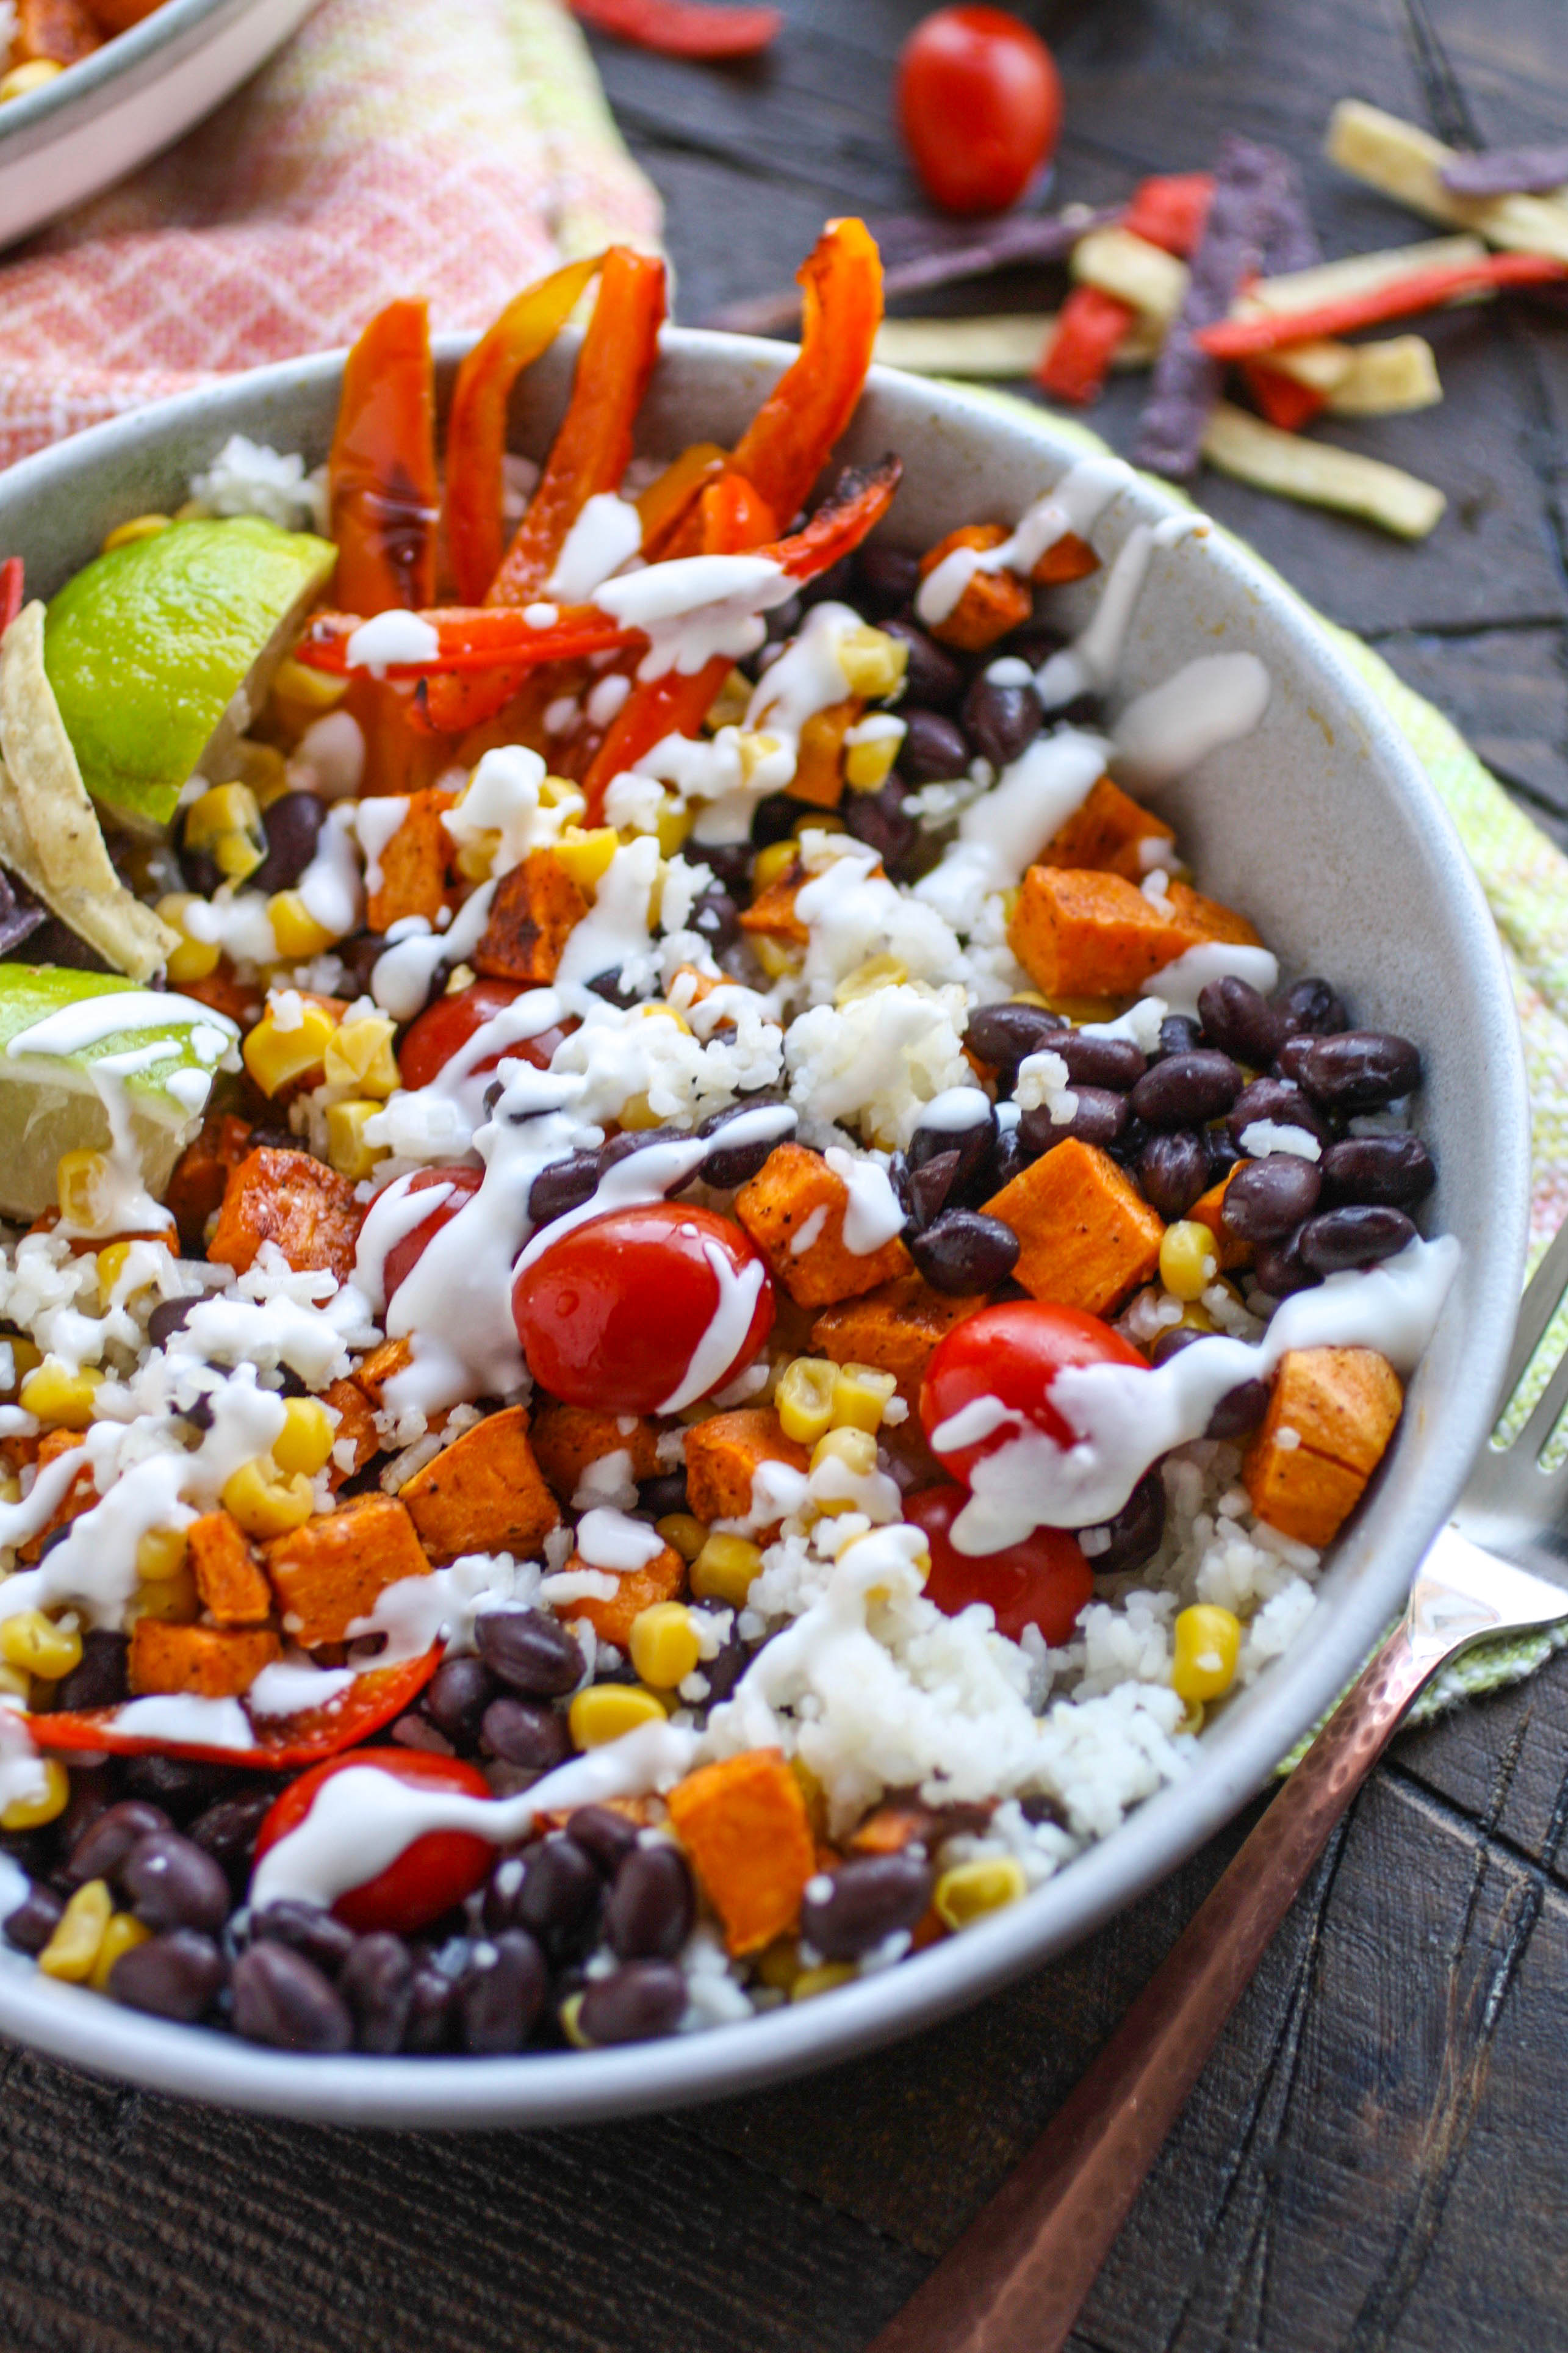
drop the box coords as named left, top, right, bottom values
left=1441, top=145, right=1568, bottom=198
left=1260, top=154, right=1322, bottom=275
left=1134, top=135, right=1289, bottom=480
left=0, top=869, right=47, bottom=959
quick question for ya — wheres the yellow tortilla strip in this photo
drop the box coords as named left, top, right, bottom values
left=0, top=603, right=177, bottom=984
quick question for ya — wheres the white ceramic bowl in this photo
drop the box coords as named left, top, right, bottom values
left=0, top=332, right=1530, bottom=2125
left=0, top=0, right=317, bottom=251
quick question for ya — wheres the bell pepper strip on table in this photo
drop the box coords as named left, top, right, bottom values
left=1123, top=171, right=1215, bottom=257
left=567, top=0, right=781, bottom=57
left=26, top=1646, right=444, bottom=1771
left=1196, top=250, right=1568, bottom=360
left=1240, top=360, right=1329, bottom=431
left=444, top=255, right=600, bottom=607
left=328, top=298, right=439, bottom=618
left=0, top=557, right=22, bottom=638
left=1036, top=176, right=1214, bottom=405
left=728, top=217, right=884, bottom=530
left=297, top=603, right=644, bottom=680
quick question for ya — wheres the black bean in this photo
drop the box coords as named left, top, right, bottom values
left=401, top=1964, right=455, bottom=2054
left=842, top=777, right=921, bottom=877
left=55, top=1627, right=130, bottom=1712
left=987, top=1123, right=1032, bottom=1192
left=605, top=1844, right=694, bottom=1961
left=187, top=1788, right=276, bottom=1887
left=702, top=841, right=754, bottom=893
left=697, top=1096, right=792, bottom=1188
left=1300, top=1031, right=1421, bottom=1113
left=1226, top=1076, right=1332, bottom=1150
left=233, top=1940, right=353, bottom=2051
left=1106, top=1113, right=1151, bottom=1170
left=1130, top=1050, right=1243, bottom=1130
left=340, top=1932, right=414, bottom=2055
left=423, top=1655, right=498, bottom=1750
left=897, top=706, right=969, bottom=784
left=1082, top=1471, right=1165, bottom=1576
left=527, top=1149, right=602, bottom=1227
left=109, top=1929, right=226, bottom=2023
left=334, top=929, right=390, bottom=996
left=800, top=1852, right=932, bottom=1961
left=908, top=1148, right=961, bottom=1228
left=567, top=1806, right=643, bottom=1878
left=1205, top=1126, right=1246, bottom=1184
left=1272, top=1034, right=1316, bottom=1086
left=908, top=1210, right=1019, bottom=1294
left=689, top=885, right=739, bottom=955
left=883, top=619, right=965, bottom=712
left=700, top=1630, right=749, bottom=1706
left=964, top=1000, right=1066, bottom=1076
left=597, top=1127, right=689, bottom=1176
left=579, top=1959, right=686, bottom=2045
left=1221, top=1155, right=1322, bottom=1241
left=474, top=1609, right=584, bottom=1699
left=1318, top=1134, right=1436, bottom=1208
left=121, top=1828, right=231, bottom=1936
left=122, top=1754, right=236, bottom=1822
left=584, top=967, right=643, bottom=1010
left=1197, top=976, right=1287, bottom=1067
left=1137, top=1130, right=1209, bottom=1220
left=855, top=546, right=922, bottom=618
left=961, top=670, right=1042, bottom=768
left=458, top=1930, right=548, bottom=2053
left=52, top=1762, right=116, bottom=1855
left=1298, top=1205, right=1417, bottom=1274
left=638, top=1470, right=689, bottom=1519
left=1052, top=1031, right=1146, bottom=1092
left=762, top=590, right=803, bottom=643
left=750, top=792, right=799, bottom=848
left=485, top=1835, right=600, bottom=1948
left=1155, top=1014, right=1203, bottom=1062
left=1252, top=1228, right=1322, bottom=1298
left=480, top=1696, right=571, bottom=1774
left=1205, top=1379, right=1270, bottom=1440
left=1273, top=976, right=1347, bottom=1036
left=64, top=1800, right=171, bottom=1890
left=248, top=1900, right=356, bottom=1978
left=249, top=791, right=327, bottom=896
left=2, top=1881, right=63, bottom=1955
left=797, top=551, right=855, bottom=608
left=146, top=1297, right=195, bottom=1350
left=1023, top=1087, right=1125, bottom=1151
left=909, top=1101, right=996, bottom=1195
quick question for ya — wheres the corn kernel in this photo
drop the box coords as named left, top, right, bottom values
left=754, top=1936, right=802, bottom=1992
left=56, top=1150, right=116, bottom=1233
left=1177, top=1302, right=1216, bottom=1334
left=124, top=1565, right=200, bottom=1626
left=38, top=1878, right=112, bottom=1982
left=630, top=999, right=692, bottom=1037
left=628, top=1601, right=702, bottom=1691
left=568, top=1683, right=669, bottom=1748
left=325, top=1013, right=400, bottom=1097
left=844, top=720, right=905, bottom=793
left=790, top=808, right=844, bottom=838
left=453, top=830, right=500, bottom=884
left=1173, top=1697, right=1206, bottom=1737
left=156, top=893, right=223, bottom=984
left=933, top=1856, right=1029, bottom=1931
left=691, top=1532, right=764, bottom=1609
left=223, top=1456, right=315, bottom=1539
left=0, top=58, right=64, bottom=101
left=232, top=741, right=290, bottom=807
left=751, top=840, right=799, bottom=892
left=809, top=1426, right=878, bottom=1509
left=553, top=827, right=619, bottom=892
left=184, top=780, right=262, bottom=853
left=444, top=964, right=477, bottom=995
left=831, top=1363, right=898, bottom=1434
left=736, top=730, right=785, bottom=784
left=657, top=1513, right=708, bottom=1563
left=1, top=1336, right=41, bottom=1398
left=325, top=1099, right=386, bottom=1182
left=0, top=1662, right=29, bottom=1704
left=89, top=1912, right=152, bottom=1994
left=1, top=1611, right=82, bottom=1682
left=836, top=624, right=908, bottom=700
left=267, top=890, right=337, bottom=960
left=616, top=1091, right=665, bottom=1132
left=791, top=1961, right=857, bottom=2002
left=775, top=1357, right=838, bottom=1446
left=559, top=1989, right=592, bottom=2047
left=20, top=1358, right=102, bottom=1430
left=273, top=1396, right=336, bottom=1479
left=102, top=513, right=171, bottom=554
left=1159, top=1220, right=1218, bottom=1303
left=135, top=1525, right=189, bottom=1585
left=539, top=774, right=583, bottom=812
left=242, top=999, right=339, bottom=1097
left=271, top=654, right=349, bottom=715
left=95, top=1242, right=135, bottom=1303
left=752, top=935, right=802, bottom=981
left=1045, top=993, right=1124, bottom=1025
left=705, top=668, right=753, bottom=732
left=1171, top=1604, right=1242, bottom=1704
left=655, top=797, right=693, bottom=857
left=833, top=954, right=907, bottom=1006
left=0, top=1754, right=69, bottom=1830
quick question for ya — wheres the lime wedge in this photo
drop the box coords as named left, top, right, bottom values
left=0, top=966, right=239, bottom=1219
left=43, top=517, right=336, bottom=831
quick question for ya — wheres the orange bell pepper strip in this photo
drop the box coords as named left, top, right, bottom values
left=445, top=255, right=600, bottom=607
left=298, top=603, right=642, bottom=678
left=636, top=441, right=732, bottom=560
left=487, top=246, right=667, bottom=607
left=328, top=299, right=439, bottom=617
left=1196, top=250, right=1568, bottom=360
left=728, top=216, right=883, bottom=530
left=1036, top=286, right=1137, bottom=406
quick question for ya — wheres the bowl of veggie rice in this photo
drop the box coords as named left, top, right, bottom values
left=0, top=222, right=1527, bottom=2125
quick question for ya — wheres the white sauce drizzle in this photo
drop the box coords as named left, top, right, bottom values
left=1112, top=653, right=1273, bottom=788
left=824, top=1147, right=905, bottom=1254
left=546, top=492, right=643, bottom=604
left=344, top=611, right=441, bottom=676
left=915, top=457, right=1133, bottom=628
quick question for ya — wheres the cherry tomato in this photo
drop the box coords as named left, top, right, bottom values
left=398, top=979, right=569, bottom=1092
left=905, top=1482, right=1092, bottom=1645
left=513, top=1201, right=774, bottom=1415
left=896, top=6, right=1062, bottom=215
left=920, top=1299, right=1146, bottom=1486
left=253, top=1748, right=493, bottom=1934
left=382, top=1164, right=483, bottom=1305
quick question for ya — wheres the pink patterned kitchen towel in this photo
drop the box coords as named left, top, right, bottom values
left=0, top=0, right=661, bottom=469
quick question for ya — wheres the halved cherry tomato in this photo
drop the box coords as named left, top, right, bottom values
left=513, top=1201, right=774, bottom=1415
left=383, top=1166, right=484, bottom=1305
left=905, top=1483, right=1092, bottom=1646
left=896, top=7, right=1062, bottom=216
left=398, top=981, right=568, bottom=1093
left=920, top=1300, right=1147, bottom=1488
left=253, top=1748, right=494, bottom=1934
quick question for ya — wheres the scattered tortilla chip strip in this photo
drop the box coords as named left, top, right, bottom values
left=1259, top=153, right=1323, bottom=274
left=1201, top=401, right=1445, bottom=539
left=1234, top=234, right=1488, bottom=320
left=1198, top=249, right=1565, bottom=360
left=1441, top=145, right=1568, bottom=200
left=1261, top=338, right=1356, bottom=394
left=1325, top=100, right=1568, bottom=265
left=1325, top=335, right=1442, bottom=416
left=0, top=603, right=178, bottom=984
left=874, top=315, right=1051, bottom=376
left=0, top=868, right=46, bottom=957
left=1071, top=226, right=1190, bottom=325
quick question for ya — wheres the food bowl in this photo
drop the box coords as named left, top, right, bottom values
left=0, top=330, right=1528, bottom=2125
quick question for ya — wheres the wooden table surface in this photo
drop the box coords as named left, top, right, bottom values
left=5, top=5, right=1567, bottom=2350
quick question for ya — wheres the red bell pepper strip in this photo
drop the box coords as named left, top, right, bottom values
left=728, top=217, right=884, bottom=530
left=445, top=256, right=600, bottom=608
left=1196, top=251, right=1568, bottom=361
left=1036, top=285, right=1137, bottom=406
left=27, top=1646, right=443, bottom=1771
left=568, top=0, right=780, bottom=57
left=1122, top=172, right=1215, bottom=258
left=328, top=300, right=439, bottom=618
left=1240, top=361, right=1328, bottom=432
left=298, top=604, right=642, bottom=679
left=0, top=557, right=22, bottom=638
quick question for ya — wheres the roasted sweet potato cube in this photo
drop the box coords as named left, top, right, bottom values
left=16, top=0, right=100, bottom=63
left=666, top=1748, right=818, bottom=1955
left=918, top=525, right=1032, bottom=650
left=811, top=1274, right=987, bottom=1406
left=739, top=864, right=809, bottom=945
left=264, top=1496, right=430, bottom=1648
left=787, top=698, right=858, bottom=809
left=1165, top=878, right=1261, bottom=948
left=563, top=1542, right=685, bottom=1648
left=1043, top=775, right=1176, bottom=883
left=129, top=1620, right=280, bottom=1701
left=684, top=1408, right=810, bottom=1528
left=18, top=1429, right=95, bottom=1563
left=529, top=1402, right=663, bottom=1506
left=398, top=1405, right=559, bottom=1563
left=1032, top=531, right=1099, bottom=585
left=1007, top=866, right=1206, bottom=1001
left=735, top=1142, right=912, bottom=1308
left=187, top=1510, right=272, bottom=1627
left=365, top=788, right=456, bottom=932
left=323, top=1376, right=380, bottom=1489
left=473, top=849, right=587, bottom=984
left=352, top=1336, right=412, bottom=1411
left=984, top=1136, right=1164, bottom=1316
left=207, top=1147, right=362, bottom=1284
left=1243, top=1347, right=1404, bottom=1548
left=164, top=1111, right=253, bottom=1255
left=1189, top=1164, right=1253, bottom=1273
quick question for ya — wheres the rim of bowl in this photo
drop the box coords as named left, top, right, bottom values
left=0, top=328, right=1531, bottom=2125
left=0, top=0, right=261, bottom=155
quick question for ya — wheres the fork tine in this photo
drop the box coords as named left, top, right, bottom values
left=1516, top=1319, right=1568, bottom=1462
left=1500, top=1218, right=1568, bottom=1408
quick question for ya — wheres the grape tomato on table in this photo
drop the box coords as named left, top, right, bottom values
left=896, top=6, right=1062, bottom=215
left=254, top=1748, right=494, bottom=1936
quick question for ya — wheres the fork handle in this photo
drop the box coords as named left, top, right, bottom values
left=866, top=1619, right=1434, bottom=2353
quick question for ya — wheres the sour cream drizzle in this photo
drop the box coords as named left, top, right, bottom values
left=915, top=457, right=1134, bottom=628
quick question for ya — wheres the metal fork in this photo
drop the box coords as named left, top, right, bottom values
left=869, top=1220, right=1568, bottom=2353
